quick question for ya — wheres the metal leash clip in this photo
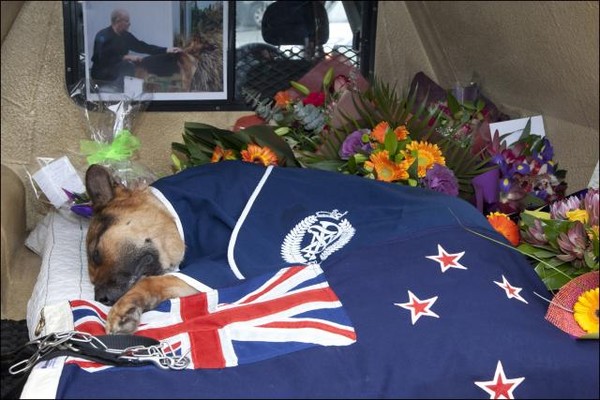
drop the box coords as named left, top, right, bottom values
left=118, top=342, right=190, bottom=370
left=8, top=331, right=93, bottom=375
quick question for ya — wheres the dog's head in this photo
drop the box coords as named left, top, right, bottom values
left=85, top=165, right=185, bottom=305
left=183, top=33, right=217, bottom=58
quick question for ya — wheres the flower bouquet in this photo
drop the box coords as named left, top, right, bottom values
left=242, top=55, right=369, bottom=161
left=518, top=188, right=598, bottom=291
left=171, top=121, right=301, bottom=170
left=427, top=91, right=488, bottom=148
left=485, top=191, right=598, bottom=338
left=303, top=75, right=498, bottom=201
left=174, top=65, right=498, bottom=204
left=336, top=121, right=459, bottom=196
left=171, top=55, right=366, bottom=171
left=473, top=118, right=568, bottom=215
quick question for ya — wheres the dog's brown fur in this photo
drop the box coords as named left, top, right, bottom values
left=134, top=34, right=214, bottom=92
left=85, top=164, right=197, bottom=334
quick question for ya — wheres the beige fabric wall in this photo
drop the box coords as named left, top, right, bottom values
left=376, top=1, right=599, bottom=193
left=1, top=1, right=599, bottom=230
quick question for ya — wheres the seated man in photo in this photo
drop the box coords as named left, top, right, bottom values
left=90, top=8, right=181, bottom=92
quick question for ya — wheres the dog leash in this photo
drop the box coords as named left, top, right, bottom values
left=6, top=331, right=190, bottom=375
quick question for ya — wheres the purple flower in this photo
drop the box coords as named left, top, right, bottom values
left=513, top=162, right=530, bottom=175
left=71, top=204, right=93, bottom=218
left=550, top=194, right=581, bottom=219
left=499, top=177, right=512, bottom=193
left=534, top=138, right=554, bottom=162
left=584, top=188, right=599, bottom=226
left=556, top=222, right=587, bottom=266
left=339, top=129, right=371, bottom=160
left=421, top=164, right=459, bottom=196
left=522, top=219, right=548, bottom=246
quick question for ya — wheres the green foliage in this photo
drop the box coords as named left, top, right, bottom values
left=171, top=122, right=301, bottom=171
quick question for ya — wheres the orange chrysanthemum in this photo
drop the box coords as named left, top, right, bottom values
left=364, top=150, right=409, bottom=182
left=404, top=141, right=445, bottom=178
left=370, top=122, right=390, bottom=144
left=393, top=125, right=410, bottom=141
left=487, top=212, right=521, bottom=246
left=274, top=91, right=292, bottom=108
left=240, top=144, right=279, bottom=166
left=211, top=146, right=236, bottom=163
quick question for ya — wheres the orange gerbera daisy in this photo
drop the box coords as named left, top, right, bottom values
left=404, top=141, right=445, bottom=178
left=487, top=212, right=521, bottom=246
left=274, top=91, right=292, bottom=108
left=364, top=150, right=409, bottom=182
left=370, top=121, right=390, bottom=144
left=211, top=146, right=236, bottom=163
left=393, top=125, right=410, bottom=140
left=241, top=144, right=279, bottom=166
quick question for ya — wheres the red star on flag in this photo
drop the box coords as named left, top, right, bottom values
left=474, top=360, right=525, bottom=399
left=394, top=290, right=439, bottom=325
left=494, top=275, right=528, bottom=304
left=425, top=244, right=467, bottom=273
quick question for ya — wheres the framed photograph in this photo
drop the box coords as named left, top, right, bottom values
left=65, top=0, right=233, bottom=111
left=63, top=1, right=378, bottom=112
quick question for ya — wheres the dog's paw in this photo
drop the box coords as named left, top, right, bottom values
left=106, top=303, right=142, bottom=334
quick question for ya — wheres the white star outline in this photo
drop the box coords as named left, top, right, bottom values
left=394, top=290, right=440, bottom=325
left=493, top=275, right=528, bottom=304
left=474, top=360, right=525, bottom=399
left=425, top=244, right=467, bottom=273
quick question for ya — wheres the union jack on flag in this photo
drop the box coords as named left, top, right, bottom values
left=67, top=264, right=357, bottom=370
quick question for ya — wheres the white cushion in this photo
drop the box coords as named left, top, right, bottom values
left=26, top=210, right=94, bottom=340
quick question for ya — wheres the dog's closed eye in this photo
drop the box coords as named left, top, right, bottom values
left=91, top=249, right=102, bottom=265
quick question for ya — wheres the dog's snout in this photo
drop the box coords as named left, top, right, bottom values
left=95, top=286, right=122, bottom=306
left=96, top=294, right=114, bottom=306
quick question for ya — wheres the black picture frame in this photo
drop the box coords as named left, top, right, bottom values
left=63, top=1, right=378, bottom=112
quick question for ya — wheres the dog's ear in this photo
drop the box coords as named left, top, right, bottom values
left=86, top=164, right=117, bottom=210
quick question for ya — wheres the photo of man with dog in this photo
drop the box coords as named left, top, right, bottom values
left=83, top=1, right=226, bottom=101
left=90, top=8, right=183, bottom=92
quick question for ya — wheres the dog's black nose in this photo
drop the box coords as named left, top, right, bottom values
left=96, top=295, right=114, bottom=306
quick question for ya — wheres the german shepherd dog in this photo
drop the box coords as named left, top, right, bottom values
left=134, top=34, right=216, bottom=92
left=85, top=164, right=197, bottom=334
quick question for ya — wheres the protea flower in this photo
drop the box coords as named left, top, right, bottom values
left=584, top=188, right=599, bottom=227
left=522, top=219, right=548, bottom=246
left=556, top=222, right=588, bottom=266
left=550, top=195, right=581, bottom=220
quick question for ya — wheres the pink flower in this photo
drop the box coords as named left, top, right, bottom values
left=550, top=195, right=581, bottom=220
left=332, top=75, right=351, bottom=94
left=522, top=219, right=548, bottom=246
left=584, top=188, right=599, bottom=227
left=556, top=222, right=587, bottom=266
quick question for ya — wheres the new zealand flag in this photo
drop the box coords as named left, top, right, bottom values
left=21, top=162, right=598, bottom=399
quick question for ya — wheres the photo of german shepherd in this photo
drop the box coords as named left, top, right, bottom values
left=134, top=34, right=218, bottom=93
left=85, top=164, right=197, bottom=334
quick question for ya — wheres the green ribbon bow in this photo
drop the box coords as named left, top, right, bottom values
left=80, top=130, right=141, bottom=165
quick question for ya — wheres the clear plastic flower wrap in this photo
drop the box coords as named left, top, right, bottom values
left=25, top=79, right=157, bottom=218
left=74, top=79, right=158, bottom=212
